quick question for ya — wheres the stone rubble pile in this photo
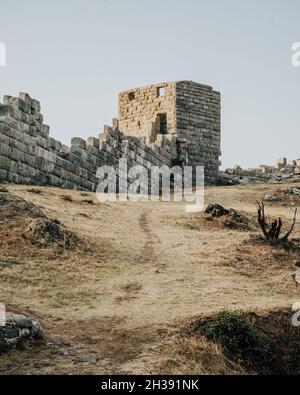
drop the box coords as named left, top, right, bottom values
left=24, top=217, right=79, bottom=249
left=0, top=312, right=42, bottom=352
left=279, top=187, right=300, bottom=195
left=221, top=158, right=300, bottom=185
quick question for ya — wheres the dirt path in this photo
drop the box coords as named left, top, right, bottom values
left=0, top=183, right=299, bottom=374
left=2, top=184, right=299, bottom=327
left=138, top=211, right=158, bottom=265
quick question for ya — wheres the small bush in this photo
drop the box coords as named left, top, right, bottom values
left=204, top=311, right=273, bottom=369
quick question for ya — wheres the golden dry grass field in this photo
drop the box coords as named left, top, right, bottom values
left=0, top=183, right=300, bottom=374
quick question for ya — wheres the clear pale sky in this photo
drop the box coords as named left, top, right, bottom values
left=0, top=0, right=299, bottom=169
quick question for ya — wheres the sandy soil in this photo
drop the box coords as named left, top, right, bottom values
left=0, top=183, right=299, bottom=374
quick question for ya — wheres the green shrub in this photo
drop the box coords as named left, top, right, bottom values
left=205, top=311, right=273, bottom=368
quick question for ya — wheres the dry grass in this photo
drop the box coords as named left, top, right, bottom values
left=0, top=183, right=299, bottom=374
left=27, top=188, right=43, bottom=195
left=60, top=194, right=74, bottom=202
left=182, top=210, right=258, bottom=233
left=152, top=322, right=246, bottom=375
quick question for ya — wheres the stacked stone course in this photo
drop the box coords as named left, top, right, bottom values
left=0, top=81, right=222, bottom=190
left=119, top=81, right=221, bottom=184
left=119, top=82, right=177, bottom=140
left=175, top=81, right=221, bottom=184
left=0, top=93, right=179, bottom=191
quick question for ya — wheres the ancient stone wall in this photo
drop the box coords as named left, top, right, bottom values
left=118, top=82, right=177, bottom=143
left=0, top=93, right=178, bottom=192
left=175, top=81, right=221, bottom=184
left=0, top=312, right=42, bottom=351
left=0, top=82, right=222, bottom=190
left=118, top=81, right=221, bottom=184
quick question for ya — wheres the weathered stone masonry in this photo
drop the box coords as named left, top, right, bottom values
left=119, top=81, right=221, bottom=183
left=0, top=93, right=178, bottom=191
left=0, top=81, right=221, bottom=191
left=176, top=81, right=221, bottom=183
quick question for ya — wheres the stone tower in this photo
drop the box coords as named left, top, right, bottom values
left=118, top=80, right=221, bottom=183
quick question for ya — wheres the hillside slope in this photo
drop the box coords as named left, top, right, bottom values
left=0, top=183, right=299, bottom=374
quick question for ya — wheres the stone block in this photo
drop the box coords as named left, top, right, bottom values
left=87, top=137, right=99, bottom=149
left=19, top=92, right=32, bottom=105
left=71, top=137, right=86, bottom=149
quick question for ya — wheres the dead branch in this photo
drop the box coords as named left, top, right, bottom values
left=281, top=208, right=297, bottom=242
left=256, top=201, right=268, bottom=238
left=256, top=201, right=297, bottom=245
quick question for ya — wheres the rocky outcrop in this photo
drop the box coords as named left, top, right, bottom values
left=0, top=191, right=79, bottom=249
left=222, top=157, right=300, bottom=185
left=0, top=312, right=42, bottom=352
left=23, top=217, right=78, bottom=249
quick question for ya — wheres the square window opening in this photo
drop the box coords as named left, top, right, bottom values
left=157, top=87, right=165, bottom=97
left=128, top=92, right=135, bottom=101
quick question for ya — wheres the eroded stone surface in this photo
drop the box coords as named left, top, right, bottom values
left=0, top=82, right=222, bottom=191
left=0, top=312, right=42, bottom=352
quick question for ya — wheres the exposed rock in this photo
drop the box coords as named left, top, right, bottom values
left=77, top=355, right=99, bottom=365
left=294, top=260, right=300, bottom=268
left=0, top=191, right=80, bottom=250
left=220, top=159, right=300, bottom=186
left=205, top=204, right=252, bottom=230
left=23, top=217, right=78, bottom=249
left=216, top=172, right=240, bottom=186
left=279, top=188, right=300, bottom=196
left=263, top=194, right=281, bottom=202
left=0, top=312, right=42, bottom=353
left=239, top=177, right=250, bottom=185
left=6, top=313, right=33, bottom=328
left=291, top=302, right=300, bottom=313
left=291, top=272, right=300, bottom=285
left=0, top=192, right=45, bottom=219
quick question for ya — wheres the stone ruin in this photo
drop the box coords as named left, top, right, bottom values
left=118, top=81, right=221, bottom=184
left=0, top=312, right=42, bottom=352
left=221, top=158, right=300, bottom=185
left=0, top=81, right=221, bottom=191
